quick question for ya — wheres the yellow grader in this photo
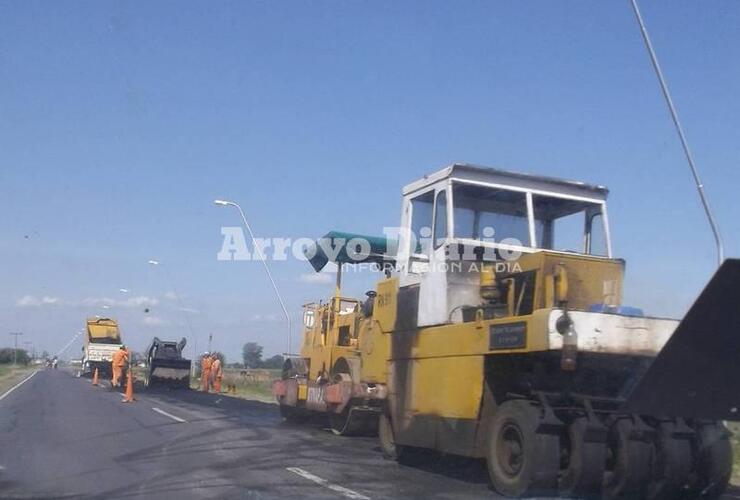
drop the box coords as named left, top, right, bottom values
left=273, top=163, right=739, bottom=499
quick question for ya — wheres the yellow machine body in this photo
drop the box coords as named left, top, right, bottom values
left=299, top=296, right=362, bottom=383
left=359, top=251, right=624, bottom=456
left=276, top=163, right=735, bottom=498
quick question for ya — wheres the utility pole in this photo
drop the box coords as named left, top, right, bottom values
left=23, top=341, right=35, bottom=360
left=9, top=332, right=23, bottom=366
left=207, top=333, right=213, bottom=353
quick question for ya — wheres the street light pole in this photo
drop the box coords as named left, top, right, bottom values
left=9, top=332, right=23, bottom=366
left=214, top=199, right=293, bottom=355
left=629, top=0, right=724, bottom=267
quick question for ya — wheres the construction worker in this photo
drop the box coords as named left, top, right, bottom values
left=111, top=345, right=128, bottom=388
left=200, top=352, right=212, bottom=392
left=211, top=354, right=223, bottom=393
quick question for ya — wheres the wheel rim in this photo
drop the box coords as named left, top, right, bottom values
left=497, top=422, right=525, bottom=477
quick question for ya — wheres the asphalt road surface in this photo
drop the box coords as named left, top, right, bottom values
left=1, top=370, right=738, bottom=500
left=0, top=369, right=497, bottom=499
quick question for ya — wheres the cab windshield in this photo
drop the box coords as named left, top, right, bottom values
left=532, top=195, right=608, bottom=256
left=452, top=183, right=530, bottom=244
left=451, top=183, right=609, bottom=256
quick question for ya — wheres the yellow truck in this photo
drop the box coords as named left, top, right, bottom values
left=273, top=163, right=738, bottom=499
left=80, top=317, right=124, bottom=378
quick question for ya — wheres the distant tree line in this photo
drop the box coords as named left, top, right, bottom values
left=242, top=342, right=283, bottom=369
left=0, top=348, right=30, bottom=365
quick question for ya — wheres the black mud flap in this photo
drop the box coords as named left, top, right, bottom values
left=622, top=259, right=740, bottom=421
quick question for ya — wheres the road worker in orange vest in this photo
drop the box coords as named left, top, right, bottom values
left=211, top=354, right=223, bottom=393
left=201, top=352, right=213, bottom=392
left=111, top=346, right=129, bottom=388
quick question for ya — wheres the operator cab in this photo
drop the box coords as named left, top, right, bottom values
left=395, top=163, right=614, bottom=326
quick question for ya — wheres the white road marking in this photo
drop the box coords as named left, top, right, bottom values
left=286, top=467, right=370, bottom=500
left=151, top=407, right=188, bottom=423
left=0, top=370, right=38, bottom=403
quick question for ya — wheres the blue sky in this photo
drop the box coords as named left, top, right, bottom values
left=1, top=1, right=738, bottom=361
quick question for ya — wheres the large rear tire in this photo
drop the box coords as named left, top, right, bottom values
left=559, top=416, right=606, bottom=498
left=647, top=421, right=692, bottom=500
left=602, top=417, right=651, bottom=500
left=687, top=422, right=732, bottom=499
left=486, top=400, right=560, bottom=498
left=328, top=371, right=354, bottom=436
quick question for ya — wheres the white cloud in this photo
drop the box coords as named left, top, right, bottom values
left=249, top=313, right=281, bottom=322
left=80, top=296, right=158, bottom=308
left=16, top=295, right=60, bottom=307
left=142, top=316, right=170, bottom=326
left=163, top=291, right=178, bottom=301
left=299, top=273, right=333, bottom=284
left=15, top=295, right=159, bottom=310
left=123, top=296, right=158, bottom=308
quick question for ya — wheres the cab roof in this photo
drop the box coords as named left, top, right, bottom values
left=402, top=163, right=609, bottom=201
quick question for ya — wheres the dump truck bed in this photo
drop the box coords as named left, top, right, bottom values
left=85, top=317, right=121, bottom=343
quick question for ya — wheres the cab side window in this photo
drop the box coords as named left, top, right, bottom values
left=410, top=191, right=434, bottom=255
left=434, top=190, right=447, bottom=248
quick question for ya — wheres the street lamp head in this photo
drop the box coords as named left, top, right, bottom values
left=213, top=199, right=233, bottom=207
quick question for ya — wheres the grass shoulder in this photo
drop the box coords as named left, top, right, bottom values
left=0, top=364, right=35, bottom=395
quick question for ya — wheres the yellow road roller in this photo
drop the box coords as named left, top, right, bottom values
left=274, top=163, right=738, bottom=499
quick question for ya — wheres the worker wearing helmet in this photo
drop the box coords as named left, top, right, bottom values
left=201, top=352, right=212, bottom=392
left=211, top=354, right=223, bottom=393
left=111, top=345, right=128, bottom=388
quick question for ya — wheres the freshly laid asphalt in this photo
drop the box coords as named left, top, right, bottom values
left=0, top=369, right=494, bottom=499
left=1, top=370, right=738, bottom=500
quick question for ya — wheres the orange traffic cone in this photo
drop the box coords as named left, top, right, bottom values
left=122, top=370, right=134, bottom=403
left=92, top=367, right=99, bottom=386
